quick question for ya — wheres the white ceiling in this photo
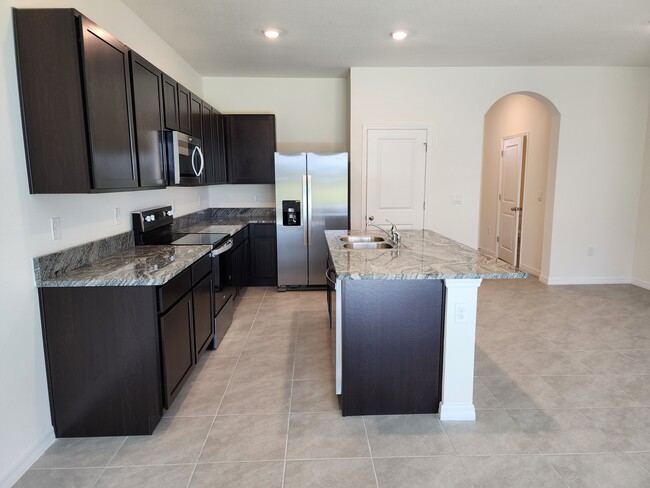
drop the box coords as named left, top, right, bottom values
left=122, top=0, right=650, bottom=77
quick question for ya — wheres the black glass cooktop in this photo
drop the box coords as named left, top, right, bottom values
left=170, top=233, right=230, bottom=247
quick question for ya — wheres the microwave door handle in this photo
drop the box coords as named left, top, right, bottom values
left=172, top=131, right=180, bottom=184
left=197, top=146, right=205, bottom=176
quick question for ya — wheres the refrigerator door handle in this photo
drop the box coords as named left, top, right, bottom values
left=307, top=174, right=313, bottom=246
left=302, top=174, right=308, bottom=246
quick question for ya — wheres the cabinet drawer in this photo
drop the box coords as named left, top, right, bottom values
left=191, top=253, right=211, bottom=285
left=158, top=268, right=191, bottom=313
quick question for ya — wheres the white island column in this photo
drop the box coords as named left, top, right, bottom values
left=439, top=278, right=482, bottom=421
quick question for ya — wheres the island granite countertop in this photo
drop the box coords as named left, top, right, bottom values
left=35, top=244, right=212, bottom=287
left=326, top=229, right=527, bottom=280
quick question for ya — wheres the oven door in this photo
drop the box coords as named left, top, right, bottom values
left=210, top=239, right=235, bottom=349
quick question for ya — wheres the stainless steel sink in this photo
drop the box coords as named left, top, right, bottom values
left=342, top=242, right=394, bottom=250
left=339, top=235, right=386, bottom=243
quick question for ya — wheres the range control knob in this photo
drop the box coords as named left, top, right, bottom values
left=167, top=210, right=174, bottom=216
left=145, top=215, right=155, bottom=222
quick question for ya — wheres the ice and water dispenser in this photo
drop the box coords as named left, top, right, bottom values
left=282, top=200, right=301, bottom=226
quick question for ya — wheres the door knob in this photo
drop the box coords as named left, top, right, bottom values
left=368, top=216, right=374, bottom=221
left=510, top=207, right=522, bottom=212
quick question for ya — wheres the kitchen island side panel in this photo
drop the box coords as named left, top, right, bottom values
left=39, top=286, right=163, bottom=437
left=341, top=279, right=444, bottom=416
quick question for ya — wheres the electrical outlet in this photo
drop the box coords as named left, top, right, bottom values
left=586, top=246, right=595, bottom=257
left=114, top=207, right=121, bottom=225
left=253, top=194, right=258, bottom=202
left=50, top=217, right=61, bottom=240
left=226, top=193, right=231, bottom=202
left=455, top=303, right=469, bottom=324
left=451, top=193, right=462, bottom=205
left=487, top=226, right=491, bottom=235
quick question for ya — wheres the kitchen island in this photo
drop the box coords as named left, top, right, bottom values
left=326, top=229, right=526, bottom=420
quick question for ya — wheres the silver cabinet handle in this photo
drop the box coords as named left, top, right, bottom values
left=510, top=207, right=522, bottom=212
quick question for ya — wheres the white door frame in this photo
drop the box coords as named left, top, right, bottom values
left=361, top=124, right=432, bottom=230
left=495, top=132, right=528, bottom=266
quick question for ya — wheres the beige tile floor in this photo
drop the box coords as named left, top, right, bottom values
left=15, top=277, right=650, bottom=487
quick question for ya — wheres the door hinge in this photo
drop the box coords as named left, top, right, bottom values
left=501, top=150, right=504, bottom=157
left=496, top=236, right=500, bottom=243
left=423, top=201, right=426, bottom=210
left=498, top=193, right=502, bottom=200
left=424, top=142, right=428, bottom=152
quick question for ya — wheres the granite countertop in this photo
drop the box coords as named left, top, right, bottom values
left=176, top=219, right=275, bottom=236
left=326, top=229, right=527, bottom=280
left=36, top=245, right=212, bottom=287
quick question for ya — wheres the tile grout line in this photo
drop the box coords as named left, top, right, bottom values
left=281, top=297, right=300, bottom=488
left=184, top=294, right=263, bottom=488
left=90, top=437, right=128, bottom=487
left=438, top=414, right=479, bottom=488
left=361, top=417, right=380, bottom=488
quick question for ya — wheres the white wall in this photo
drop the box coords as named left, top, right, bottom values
left=350, top=67, right=650, bottom=284
left=0, top=1, right=207, bottom=485
left=479, top=94, right=553, bottom=276
left=633, top=93, right=650, bottom=289
left=202, top=77, right=349, bottom=207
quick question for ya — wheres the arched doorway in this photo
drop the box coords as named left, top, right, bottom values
left=478, top=92, right=560, bottom=283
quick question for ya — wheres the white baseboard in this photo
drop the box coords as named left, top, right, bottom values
left=518, top=264, right=540, bottom=277
left=632, top=277, right=650, bottom=290
left=438, top=403, right=476, bottom=421
left=0, top=428, right=54, bottom=488
left=545, top=276, right=632, bottom=286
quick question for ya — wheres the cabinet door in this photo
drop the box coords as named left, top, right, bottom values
left=211, top=112, right=228, bottom=183
left=161, top=73, right=179, bottom=131
left=80, top=16, right=138, bottom=190
left=249, top=224, right=278, bottom=286
left=159, top=293, right=194, bottom=409
left=177, top=83, right=191, bottom=135
left=202, top=102, right=216, bottom=185
left=226, top=114, right=276, bottom=184
left=129, top=52, right=166, bottom=188
left=193, top=273, right=214, bottom=359
left=190, top=93, right=202, bottom=140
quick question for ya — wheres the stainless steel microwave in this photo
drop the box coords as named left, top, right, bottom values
left=166, top=131, right=205, bottom=185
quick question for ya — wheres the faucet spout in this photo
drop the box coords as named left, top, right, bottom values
left=367, top=219, right=400, bottom=245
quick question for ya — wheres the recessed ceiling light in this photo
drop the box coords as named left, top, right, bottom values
left=263, top=29, right=281, bottom=39
left=390, top=30, right=408, bottom=41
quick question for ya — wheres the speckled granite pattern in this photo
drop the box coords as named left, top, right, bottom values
left=173, top=207, right=275, bottom=231
left=33, top=232, right=134, bottom=284
left=326, top=229, right=527, bottom=280
left=36, top=245, right=212, bottom=287
left=177, top=224, right=247, bottom=235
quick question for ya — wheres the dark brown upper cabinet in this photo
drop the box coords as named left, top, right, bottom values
left=225, top=114, right=276, bottom=184
left=161, top=73, right=180, bottom=131
left=211, top=113, right=229, bottom=184
left=14, top=9, right=139, bottom=193
left=129, top=52, right=167, bottom=188
left=201, top=102, right=215, bottom=185
left=177, top=83, right=192, bottom=135
left=190, top=93, right=202, bottom=140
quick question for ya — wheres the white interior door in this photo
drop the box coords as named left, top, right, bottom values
left=366, top=128, right=428, bottom=230
left=497, top=135, right=525, bottom=266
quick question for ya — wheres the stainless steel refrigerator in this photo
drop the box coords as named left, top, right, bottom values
left=275, top=152, right=348, bottom=288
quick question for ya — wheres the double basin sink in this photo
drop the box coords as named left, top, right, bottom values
left=339, top=235, right=394, bottom=250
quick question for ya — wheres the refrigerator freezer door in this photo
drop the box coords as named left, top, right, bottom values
left=275, top=153, right=309, bottom=286
left=307, top=152, right=349, bottom=285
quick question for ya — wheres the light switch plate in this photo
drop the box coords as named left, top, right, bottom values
left=50, top=217, right=61, bottom=240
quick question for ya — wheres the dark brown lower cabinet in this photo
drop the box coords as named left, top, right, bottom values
left=193, top=273, right=214, bottom=358
left=38, top=286, right=162, bottom=437
left=341, top=279, right=445, bottom=416
left=159, top=293, right=194, bottom=409
left=249, top=224, right=277, bottom=286
left=37, top=253, right=215, bottom=437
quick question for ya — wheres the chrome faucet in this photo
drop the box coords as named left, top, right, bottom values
left=368, top=218, right=401, bottom=245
